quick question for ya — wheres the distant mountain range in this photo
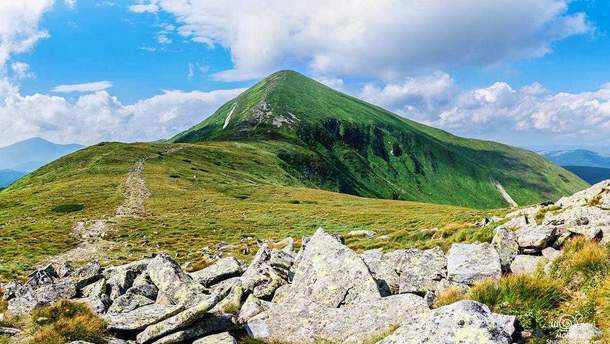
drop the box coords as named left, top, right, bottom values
left=540, top=149, right=610, bottom=184
left=0, top=138, right=84, bottom=187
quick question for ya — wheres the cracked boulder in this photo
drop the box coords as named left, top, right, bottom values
left=398, top=247, right=447, bottom=295
left=492, top=226, right=519, bottom=272
left=515, top=225, right=556, bottom=253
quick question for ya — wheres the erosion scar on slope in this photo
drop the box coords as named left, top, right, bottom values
left=494, top=181, right=518, bottom=208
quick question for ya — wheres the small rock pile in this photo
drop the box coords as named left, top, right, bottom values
left=1, top=180, right=609, bottom=344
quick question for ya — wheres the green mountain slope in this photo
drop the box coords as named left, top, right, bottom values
left=171, top=70, right=587, bottom=208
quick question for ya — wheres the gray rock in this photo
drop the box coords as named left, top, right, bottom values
left=398, top=247, right=446, bottom=294
left=492, top=226, right=519, bottom=271
left=8, top=278, right=77, bottom=314
left=105, top=304, right=184, bottom=331
left=147, top=254, right=207, bottom=307
left=238, top=295, right=269, bottom=324
left=72, top=261, right=104, bottom=289
left=269, top=250, right=294, bottom=270
left=246, top=293, right=428, bottom=343
left=378, top=301, right=513, bottom=344
left=510, top=255, right=547, bottom=275
left=347, top=230, right=376, bottom=237
left=1, top=281, right=22, bottom=300
left=270, top=284, right=290, bottom=303
left=568, top=226, right=603, bottom=241
left=493, top=313, right=518, bottom=339
left=25, top=264, right=58, bottom=288
left=189, top=257, right=243, bottom=287
left=239, top=245, right=288, bottom=299
left=136, top=286, right=231, bottom=343
left=360, top=249, right=399, bottom=296
left=542, top=247, right=562, bottom=261
left=104, top=260, right=149, bottom=300
left=447, top=243, right=501, bottom=285
left=515, top=225, right=556, bottom=253
left=192, top=332, right=237, bottom=344
left=107, top=293, right=154, bottom=314
left=284, top=228, right=380, bottom=307
left=149, top=315, right=234, bottom=344
left=565, top=323, right=601, bottom=343
left=0, top=326, right=21, bottom=336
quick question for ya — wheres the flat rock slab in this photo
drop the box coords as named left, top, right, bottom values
left=149, top=315, right=234, bottom=344
left=105, top=304, right=184, bottom=332
left=193, top=332, right=237, bottom=344
left=284, top=228, right=380, bottom=307
left=447, top=243, right=501, bottom=285
left=510, top=255, right=547, bottom=275
left=515, top=225, right=556, bottom=252
left=378, top=301, right=513, bottom=344
left=247, top=293, right=428, bottom=343
left=189, top=257, right=243, bottom=287
left=398, top=247, right=446, bottom=294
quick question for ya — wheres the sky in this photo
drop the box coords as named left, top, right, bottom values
left=1, top=0, right=610, bottom=152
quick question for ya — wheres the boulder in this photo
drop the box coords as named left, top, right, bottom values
left=510, top=255, right=547, bottom=275
left=72, top=261, right=104, bottom=289
left=492, top=226, right=519, bottom=271
left=269, top=250, right=294, bottom=270
left=147, top=254, right=207, bottom=307
left=105, top=304, right=184, bottom=332
left=80, top=278, right=110, bottom=313
left=238, top=295, right=269, bottom=324
left=541, top=247, right=562, bottom=261
left=136, top=286, right=231, bottom=343
left=378, top=301, right=514, bottom=344
left=283, top=228, right=380, bottom=307
left=240, top=245, right=289, bottom=299
left=360, top=249, right=399, bottom=296
left=192, top=332, right=237, bottom=344
left=189, top=257, right=243, bottom=287
left=8, top=279, right=77, bottom=314
left=246, top=293, right=428, bottom=343
left=107, top=293, right=154, bottom=314
left=565, top=323, right=601, bottom=343
left=515, top=225, right=556, bottom=253
left=148, top=315, right=234, bottom=344
left=446, top=243, right=501, bottom=285
left=398, top=247, right=446, bottom=295
left=104, top=260, right=149, bottom=300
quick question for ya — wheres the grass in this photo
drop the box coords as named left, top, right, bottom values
left=0, top=141, right=497, bottom=281
left=432, top=287, right=466, bottom=309
left=534, top=205, right=561, bottom=224
left=51, top=204, right=85, bottom=214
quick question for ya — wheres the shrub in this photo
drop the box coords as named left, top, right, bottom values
left=51, top=204, right=85, bottom=213
left=28, top=300, right=107, bottom=344
left=466, top=274, right=565, bottom=334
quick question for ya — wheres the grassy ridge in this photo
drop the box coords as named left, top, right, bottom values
left=171, top=70, right=587, bottom=209
left=0, top=141, right=494, bottom=281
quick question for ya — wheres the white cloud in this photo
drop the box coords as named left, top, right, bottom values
left=129, top=3, right=159, bottom=13
left=11, top=62, right=34, bottom=80
left=51, top=81, right=113, bottom=93
left=157, top=33, right=171, bottom=45
left=0, top=82, right=244, bottom=146
left=133, top=0, right=591, bottom=81
left=64, top=0, right=76, bottom=9
left=0, top=1, right=54, bottom=73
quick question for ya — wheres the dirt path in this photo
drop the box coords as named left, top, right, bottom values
left=44, top=148, right=177, bottom=266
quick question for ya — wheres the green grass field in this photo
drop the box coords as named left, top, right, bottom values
left=0, top=141, right=498, bottom=281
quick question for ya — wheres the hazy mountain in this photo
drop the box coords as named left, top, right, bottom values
left=541, top=149, right=610, bottom=168
left=0, top=137, right=84, bottom=172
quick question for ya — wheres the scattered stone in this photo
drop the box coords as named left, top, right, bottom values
left=147, top=254, right=206, bottom=307
left=189, top=257, right=243, bottom=287
left=192, top=332, right=237, bottom=344
left=541, top=247, right=562, bottom=262
left=105, top=304, right=184, bottom=332
left=347, top=230, right=375, bottom=237
left=447, top=243, right=501, bottom=285
left=247, top=294, right=428, bottom=343
left=8, top=279, right=77, bottom=315
left=565, top=323, right=601, bottom=343
left=492, top=226, right=519, bottom=271
left=0, top=327, right=21, bottom=336
left=516, top=225, right=556, bottom=253
left=398, top=247, right=446, bottom=294
left=510, top=255, right=547, bottom=275
left=378, top=301, right=514, bottom=344
left=284, top=228, right=380, bottom=307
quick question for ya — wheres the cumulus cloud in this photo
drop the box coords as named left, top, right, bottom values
left=0, top=1, right=54, bottom=72
left=11, top=62, right=34, bottom=80
left=64, top=0, right=76, bottom=9
left=132, top=0, right=591, bottom=81
left=129, top=3, right=159, bottom=13
left=51, top=81, right=113, bottom=93
left=0, top=82, right=244, bottom=146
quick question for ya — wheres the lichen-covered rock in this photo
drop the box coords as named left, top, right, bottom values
left=136, top=286, right=231, bottom=343
left=192, top=332, right=237, bottom=344
left=189, top=257, right=243, bottom=287
left=8, top=279, right=77, bottom=314
left=284, top=228, right=380, bottom=307
left=557, top=180, right=610, bottom=208
left=398, top=247, right=446, bottom=294
left=107, top=293, right=154, bottom=314
left=541, top=247, right=562, bottom=261
left=360, top=249, right=399, bottom=296
left=105, top=304, right=184, bottom=332
left=565, top=323, right=601, bottom=343
left=246, top=294, right=428, bottom=343
left=149, top=315, right=234, bottom=344
left=447, top=243, right=501, bottom=285
left=238, top=295, right=269, bottom=324
left=515, top=225, right=556, bottom=253
left=378, top=301, right=513, bottom=344
left=492, top=226, right=519, bottom=271
left=240, top=245, right=289, bottom=299
left=147, top=254, right=206, bottom=307
left=510, top=255, right=547, bottom=275
left=104, top=259, right=149, bottom=300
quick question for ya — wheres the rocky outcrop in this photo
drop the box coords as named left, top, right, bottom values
left=446, top=243, right=501, bottom=285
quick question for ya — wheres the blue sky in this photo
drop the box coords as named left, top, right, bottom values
left=2, top=0, right=610, bottom=151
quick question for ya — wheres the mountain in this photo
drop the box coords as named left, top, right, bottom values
left=0, top=137, right=84, bottom=172
left=0, top=169, right=25, bottom=188
left=541, top=149, right=610, bottom=168
left=562, top=165, right=610, bottom=184
left=0, top=71, right=589, bottom=280
left=171, top=70, right=587, bottom=208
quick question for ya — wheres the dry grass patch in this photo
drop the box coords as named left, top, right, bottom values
left=432, top=287, right=466, bottom=308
